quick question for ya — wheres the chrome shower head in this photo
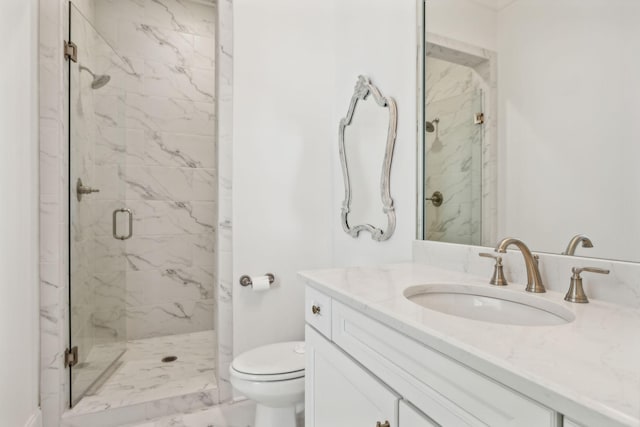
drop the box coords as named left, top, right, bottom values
left=91, top=74, right=111, bottom=90
left=79, top=65, right=111, bottom=90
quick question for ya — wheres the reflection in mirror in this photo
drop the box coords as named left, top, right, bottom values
left=419, top=0, right=640, bottom=263
left=340, top=75, right=398, bottom=241
left=425, top=60, right=484, bottom=245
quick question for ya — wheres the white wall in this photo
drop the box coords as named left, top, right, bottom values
left=425, top=0, right=497, bottom=51
left=0, top=0, right=41, bottom=426
left=233, top=0, right=336, bottom=355
left=331, top=0, right=418, bottom=267
left=233, top=0, right=427, bottom=356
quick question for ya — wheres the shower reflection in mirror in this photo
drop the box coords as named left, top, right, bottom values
left=421, top=37, right=498, bottom=246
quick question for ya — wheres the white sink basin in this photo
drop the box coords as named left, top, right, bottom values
left=404, top=284, right=575, bottom=326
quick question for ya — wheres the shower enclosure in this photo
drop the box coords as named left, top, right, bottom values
left=68, top=0, right=218, bottom=411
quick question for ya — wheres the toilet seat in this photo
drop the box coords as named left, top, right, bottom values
left=231, top=341, right=305, bottom=382
left=230, top=368, right=304, bottom=382
left=230, top=341, right=306, bottom=427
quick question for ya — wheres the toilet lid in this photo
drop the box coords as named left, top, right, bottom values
left=232, top=341, right=305, bottom=376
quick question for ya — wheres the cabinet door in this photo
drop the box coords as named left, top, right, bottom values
left=306, top=325, right=399, bottom=427
left=399, top=400, right=439, bottom=427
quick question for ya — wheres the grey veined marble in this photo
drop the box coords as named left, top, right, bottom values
left=73, top=0, right=219, bottom=343
left=425, top=57, right=483, bottom=245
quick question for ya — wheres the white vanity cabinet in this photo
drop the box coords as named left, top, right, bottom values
left=306, top=326, right=398, bottom=427
left=305, top=285, right=563, bottom=427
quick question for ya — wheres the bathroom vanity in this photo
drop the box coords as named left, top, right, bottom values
left=301, top=261, right=640, bottom=427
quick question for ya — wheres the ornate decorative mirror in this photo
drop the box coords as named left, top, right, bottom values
left=339, top=75, right=398, bottom=241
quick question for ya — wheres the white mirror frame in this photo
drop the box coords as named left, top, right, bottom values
left=339, top=75, right=398, bottom=241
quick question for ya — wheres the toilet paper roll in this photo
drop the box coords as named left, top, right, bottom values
left=251, top=275, right=271, bottom=292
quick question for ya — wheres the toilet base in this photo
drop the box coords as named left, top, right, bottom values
left=255, top=403, right=297, bottom=427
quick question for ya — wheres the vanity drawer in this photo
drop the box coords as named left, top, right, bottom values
left=332, top=300, right=558, bottom=427
left=305, top=286, right=332, bottom=339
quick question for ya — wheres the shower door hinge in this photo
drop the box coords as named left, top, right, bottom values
left=65, top=346, right=78, bottom=368
left=474, top=112, right=485, bottom=125
left=64, top=41, right=78, bottom=63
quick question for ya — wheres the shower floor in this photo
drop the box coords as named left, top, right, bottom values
left=71, top=331, right=217, bottom=415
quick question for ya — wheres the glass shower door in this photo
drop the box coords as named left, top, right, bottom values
left=69, top=4, right=129, bottom=405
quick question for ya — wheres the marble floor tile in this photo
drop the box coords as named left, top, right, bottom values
left=125, top=400, right=256, bottom=427
left=71, top=331, right=216, bottom=415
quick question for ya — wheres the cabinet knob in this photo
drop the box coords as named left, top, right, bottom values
left=311, top=305, right=321, bottom=315
left=376, top=422, right=390, bottom=427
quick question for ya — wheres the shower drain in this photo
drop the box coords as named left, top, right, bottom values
left=161, top=356, right=178, bottom=363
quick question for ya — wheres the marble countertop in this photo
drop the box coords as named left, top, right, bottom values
left=299, top=263, right=640, bottom=427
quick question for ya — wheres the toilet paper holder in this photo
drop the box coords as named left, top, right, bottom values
left=239, top=273, right=275, bottom=287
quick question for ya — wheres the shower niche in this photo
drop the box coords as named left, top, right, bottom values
left=67, top=0, right=218, bottom=415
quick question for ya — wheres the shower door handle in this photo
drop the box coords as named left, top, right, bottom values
left=113, top=208, right=133, bottom=240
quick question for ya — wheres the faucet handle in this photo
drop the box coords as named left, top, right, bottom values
left=479, top=253, right=508, bottom=286
left=479, top=252, right=500, bottom=261
left=572, top=266, right=609, bottom=276
left=565, top=266, right=610, bottom=303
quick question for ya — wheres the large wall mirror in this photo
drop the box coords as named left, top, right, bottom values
left=418, top=0, right=640, bottom=263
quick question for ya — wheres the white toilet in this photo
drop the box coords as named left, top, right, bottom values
left=229, top=341, right=305, bottom=427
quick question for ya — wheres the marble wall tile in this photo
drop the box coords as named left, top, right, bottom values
left=121, top=166, right=214, bottom=202
left=426, top=34, right=498, bottom=247
left=95, top=127, right=146, bottom=167
left=40, top=262, right=62, bottom=307
left=106, top=0, right=216, bottom=38
left=126, top=267, right=215, bottom=307
left=126, top=299, right=215, bottom=340
left=102, top=0, right=219, bottom=343
left=114, top=200, right=217, bottom=236
left=215, top=0, right=233, bottom=403
left=41, top=304, right=66, bottom=427
left=125, top=94, right=216, bottom=136
left=425, top=56, right=484, bottom=246
left=146, top=131, right=217, bottom=168
left=108, top=20, right=216, bottom=72
left=41, top=120, right=61, bottom=196
left=116, top=22, right=194, bottom=64
left=192, top=35, right=217, bottom=70
left=93, top=93, right=126, bottom=128
left=41, top=195, right=60, bottom=264
left=124, top=235, right=193, bottom=271
left=143, top=60, right=216, bottom=103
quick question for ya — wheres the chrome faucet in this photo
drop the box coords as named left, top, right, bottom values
left=563, top=234, right=594, bottom=255
left=495, top=237, right=546, bottom=293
